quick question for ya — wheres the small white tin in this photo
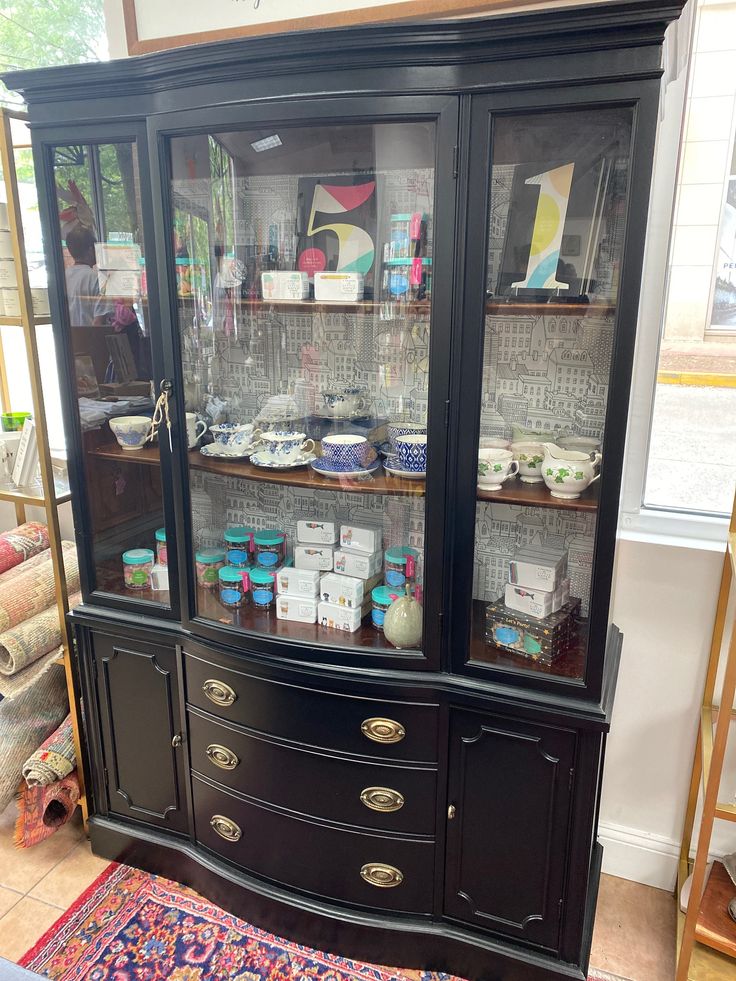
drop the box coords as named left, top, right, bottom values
left=333, top=548, right=382, bottom=580
left=276, top=567, right=321, bottom=598
left=317, top=600, right=363, bottom=633
left=294, top=544, right=335, bottom=572
left=297, top=520, right=339, bottom=545
left=339, top=524, right=383, bottom=555
left=276, top=594, right=319, bottom=624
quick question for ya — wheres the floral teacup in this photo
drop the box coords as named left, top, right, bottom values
left=258, top=430, right=314, bottom=465
left=511, top=441, right=546, bottom=484
left=321, top=386, right=368, bottom=418
left=109, top=415, right=152, bottom=451
left=477, top=448, right=518, bottom=491
left=209, top=422, right=255, bottom=453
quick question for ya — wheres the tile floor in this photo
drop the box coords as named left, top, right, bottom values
left=0, top=799, right=733, bottom=980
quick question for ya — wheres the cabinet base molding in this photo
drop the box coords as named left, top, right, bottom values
left=88, top=816, right=597, bottom=981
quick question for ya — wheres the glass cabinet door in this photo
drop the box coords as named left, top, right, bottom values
left=51, top=142, right=170, bottom=605
left=167, top=119, right=441, bottom=656
left=467, top=106, right=633, bottom=682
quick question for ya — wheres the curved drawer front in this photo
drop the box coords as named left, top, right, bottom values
left=192, top=775, right=434, bottom=914
left=188, top=709, right=437, bottom=835
left=185, top=652, right=438, bottom=762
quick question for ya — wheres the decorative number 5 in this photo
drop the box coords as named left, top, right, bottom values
left=511, top=162, right=574, bottom=291
left=307, top=182, right=376, bottom=275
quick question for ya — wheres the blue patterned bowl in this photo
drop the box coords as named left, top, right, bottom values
left=395, top=434, right=427, bottom=473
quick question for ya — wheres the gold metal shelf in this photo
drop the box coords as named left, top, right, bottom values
left=0, top=106, right=87, bottom=824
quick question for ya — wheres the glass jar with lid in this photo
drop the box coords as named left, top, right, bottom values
left=224, top=526, right=256, bottom=568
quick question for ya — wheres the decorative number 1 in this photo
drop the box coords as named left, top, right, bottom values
left=511, top=162, right=574, bottom=291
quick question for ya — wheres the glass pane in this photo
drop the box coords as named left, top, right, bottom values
left=169, top=122, right=435, bottom=654
left=52, top=142, right=169, bottom=604
left=470, top=107, right=633, bottom=681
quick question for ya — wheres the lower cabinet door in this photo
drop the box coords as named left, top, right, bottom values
left=444, top=708, right=575, bottom=952
left=91, top=632, right=188, bottom=834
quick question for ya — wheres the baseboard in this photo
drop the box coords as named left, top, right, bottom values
left=598, top=821, right=680, bottom=890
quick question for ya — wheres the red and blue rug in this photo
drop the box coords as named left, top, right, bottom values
left=19, top=861, right=624, bottom=981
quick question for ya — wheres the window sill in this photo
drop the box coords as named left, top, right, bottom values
left=618, top=507, right=729, bottom=552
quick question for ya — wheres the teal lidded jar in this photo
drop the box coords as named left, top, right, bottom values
left=384, top=546, right=419, bottom=589
left=250, top=568, right=276, bottom=609
left=371, top=585, right=399, bottom=631
left=218, top=566, right=249, bottom=608
left=224, top=526, right=256, bottom=568
left=195, top=548, right=226, bottom=588
left=254, top=530, right=286, bottom=569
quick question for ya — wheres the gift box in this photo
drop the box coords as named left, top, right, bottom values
left=294, top=544, right=335, bottom=572
left=508, top=546, right=568, bottom=590
left=485, top=596, right=581, bottom=663
left=297, top=520, right=339, bottom=545
left=317, top=600, right=363, bottom=633
left=276, top=567, right=320, bottom=598
left=340, top=524, right=382, bottom=555
left=276, top=594, right=319, bottom=624
left=504, top=577, right=571, bottom=619
left=333, top=548, right=382, bottom=580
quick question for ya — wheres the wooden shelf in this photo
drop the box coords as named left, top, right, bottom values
left=477, top=479, right=599, bottom=512
left=469, top=599, right=587, bottom=681
left=88, top=441, right=600, bottom=510
left=0, top=315, right=52, bottom=327
left=88, top=442, right=425, bottom=497
left=694, top=862, right=736, bottom=959
left=177, top=296, right=616, bottom=318
left=196, top=585, right=418, bottom=654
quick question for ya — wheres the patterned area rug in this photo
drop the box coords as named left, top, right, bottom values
left=20, top=862, right=623, bottom=981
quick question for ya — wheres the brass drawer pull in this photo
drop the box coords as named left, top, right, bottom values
left=360, top=862, right=404, bottom=888
left=210, top=814, right=241, bottom=842
left=202, top=679, right=237, bottom=707
left=206, top=743, right=240, bottom=771
left=361, top=717, right=406, bottom=744
left=360, top=787, right=405, bottom=813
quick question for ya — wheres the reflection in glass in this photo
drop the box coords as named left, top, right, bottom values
left=470, top=108, right=633, bottom=680
left=53, top=142, right=168, bottom=604
left=169, top=123, right=436, bottom=652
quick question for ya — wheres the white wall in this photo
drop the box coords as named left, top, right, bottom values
left=99, top=0, right=728, bottom=891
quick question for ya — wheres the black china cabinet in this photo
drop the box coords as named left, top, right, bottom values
left=5, top=4, right=684, bottom=978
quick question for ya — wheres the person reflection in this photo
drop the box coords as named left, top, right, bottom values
left=65, top=224, right=148, bottom=382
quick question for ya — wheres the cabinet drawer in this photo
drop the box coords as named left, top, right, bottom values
left=188, top=709, right=437, bottom=835
left=192, top=774, right=434, bottom=914
left=185, top=652, right=438, bottom=762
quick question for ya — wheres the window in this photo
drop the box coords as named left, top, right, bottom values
left=622, top=1, right=736, bottom=536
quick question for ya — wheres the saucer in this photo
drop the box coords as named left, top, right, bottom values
left=384, top=460, right=426, bottom=480
left=200, top=443, right=256, bottom=459
left=250, top=450, right=316, bottom=470
left=310, top=458, right=381, bottom=480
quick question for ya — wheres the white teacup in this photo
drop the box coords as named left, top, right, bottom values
left=258, top=430, right=314, bottom=465
left=109, top=415, right=152, bottom=451
left=186, top=412, right=207, bottom=449
left=209, top=422, right=255, bottom=453
left=321, top=386, right=368, bottom=418
left=477, top=448, right=518, bottom=491
left=479, top=437, right=511, bottom=450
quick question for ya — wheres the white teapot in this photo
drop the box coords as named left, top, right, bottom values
left=541, top=443, right=602, bottom=500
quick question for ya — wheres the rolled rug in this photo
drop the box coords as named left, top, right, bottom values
left=22, top=714, right=75, bottom=787
left=0, top=592, right=82, bottom=676
left=0, top=541, right=76, bottom=585
left=0, top=647, right=62, bottom=700
left=0, top=522, right=49, bottom=576
left=0, top=550, right=80, bottom=634
left=14, top=770, right=80, bottom=848
left=0, top=660, right=68, bottom=813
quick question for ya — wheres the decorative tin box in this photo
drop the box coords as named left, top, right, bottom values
left=276, top=567, right=321, bottom=598
left=333, top=548, right=382, bottom=580
left=317, top=600, right=363, bottom=633
left=297, top=520, right=339, bottom=545
left=294, top=544, right=335, bottom=572
left=504, top=578, right=571, bottom=619
left=314, top=271, right=364, bottom=302
left=485, top=596, right=581, bottom=663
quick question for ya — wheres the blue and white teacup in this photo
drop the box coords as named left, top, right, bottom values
left=258, top=430, right=314, bottom=465
left=387, top=421, right=427, bottom=451
left=320, top=434, right=372, bottom=471
left=395, top=434, right=428, bottom=473
left=321, top=386, right=368, bottom=418
left=209, top=422, right=255, bottom=453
